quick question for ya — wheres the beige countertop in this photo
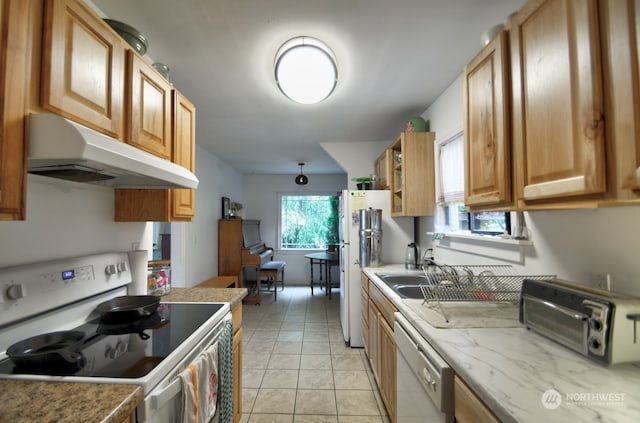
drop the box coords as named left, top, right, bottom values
left=0, top=380, right=143, bottom=423
left=162, top=287, right=248, bottom=308
left=0, top=287, right=247, bottom=422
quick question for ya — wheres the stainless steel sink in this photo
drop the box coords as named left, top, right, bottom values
left=392, top=285, right=425, bottom=299
left=376, top=274, right=431, bottom=286
left=375, top=273, right=433, bottom=299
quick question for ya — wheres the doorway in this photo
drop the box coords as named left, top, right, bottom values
left=152, top=222, right=171, bottom=260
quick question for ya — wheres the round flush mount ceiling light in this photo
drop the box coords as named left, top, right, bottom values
left=295, top=162, right=308, bottom=185
left=275, top=36, right=338, bottom=105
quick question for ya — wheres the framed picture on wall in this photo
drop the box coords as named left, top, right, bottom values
left=221, top=197, right=231, bottom=219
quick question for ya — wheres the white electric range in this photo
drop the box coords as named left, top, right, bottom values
left=0, top=252, right=231, bottom=422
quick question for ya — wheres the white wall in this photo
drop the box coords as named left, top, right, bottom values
left=242, top=173, right=348, bottom=285
left=0, top=175, right=147, bottom=267
left=0, top=145, right=244, bottom=292
left=173, top=145, right=244, bottom=287
left=417, top=75, right=640, bottom=297
left=322, top=140, right=391, bottom=189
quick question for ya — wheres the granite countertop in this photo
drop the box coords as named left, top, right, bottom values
left=0, top=380, right=143, bottom=423
left=162, top=287, right=248, bottom=308
left=0, top=287, right=247, bottom=422
left=364, top=266, right=640, bottom=423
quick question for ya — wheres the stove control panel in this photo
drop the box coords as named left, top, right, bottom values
left=0, top=253, right=132, bottom=328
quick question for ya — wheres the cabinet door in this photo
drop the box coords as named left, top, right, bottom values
left=0, top=0, right=29, bottom=221
left=41, top=0, right=125, bottom=138
left=464, top=30, right=511, bottom=208
left=127, top=51, right=172, bottom=159
left=114, top=90, right=196, bottom=222
left=171, top=90, right=196, bottom=219
left=375, top=149, right=392, bottom=190
left=390, top=132, right=435, bottom=216
left=454, top=375, right=500, bottom=423
left=367, top=299, right=380, bottom=380
left=379, top=316, right=397, bottom=423
left=600, top=0, right=640, bottom=203
left=232, top=326, right=243, bottom=423
left=510, top=0, right=606, bottom=205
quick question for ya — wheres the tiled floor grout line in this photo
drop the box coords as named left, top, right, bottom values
left=239, top=285, right=390, bottom=423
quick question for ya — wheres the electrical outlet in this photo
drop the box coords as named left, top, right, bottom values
left=592, top=273, right=612, bottom=291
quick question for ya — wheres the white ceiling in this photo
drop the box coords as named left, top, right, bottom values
left=91, top=0, right=525, bottom=176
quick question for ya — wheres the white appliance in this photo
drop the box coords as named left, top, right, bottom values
left=395, top=313, right=453, bottom=423
left=339, top=190, right=414, bottom=347
left=28, top=113, right=199, bottom=189
left=0, top=253, right=230, bottom=422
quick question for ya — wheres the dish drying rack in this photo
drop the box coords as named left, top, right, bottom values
left=418, top=264, right=555, bottom=322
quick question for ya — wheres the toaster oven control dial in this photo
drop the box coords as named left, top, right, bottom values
left=589, top=318, right=603, bottom=332
left=589, top=336, right=602, bottom=352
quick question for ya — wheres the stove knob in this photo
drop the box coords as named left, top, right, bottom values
left=105, top=341, right=127, bottom=359
left=105, top=346, right=117, bottom=359
left=6, top=283, right=26, bottom=300
left=105, top=264, right=117, bottom=275
left=589, top=337, right=602, bottom=351
left=117, top=262, right=128, bottom=272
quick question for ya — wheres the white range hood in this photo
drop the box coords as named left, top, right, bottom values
left=27, top=113, right=199, bottom=189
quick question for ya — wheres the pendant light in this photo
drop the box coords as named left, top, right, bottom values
left=295, top=162, right=308, bottom=185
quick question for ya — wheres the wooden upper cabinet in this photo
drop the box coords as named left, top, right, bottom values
left=127, top=51, right=172, bottom=159
left=41, top=0, right=125, bottom=138
left=375, top=148, right=392, bottom=190
left=464, top=30, right=511, bottom=209
left=599, top=0, right=640, bottom=204
left=389, top=132, right=435, bottom=217
left=115, top=90, right=196, bottom=222
left=0, top=0, right=29, bottom=221
left=510, top=0, right=606, bottom=206
left=171, top=90, right=196, bottom=219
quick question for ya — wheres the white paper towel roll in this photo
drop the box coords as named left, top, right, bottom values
left=128, top=250, right=149, bottom=295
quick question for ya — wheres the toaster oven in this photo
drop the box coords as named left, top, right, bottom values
left=519, top=278, right=640, bottom=365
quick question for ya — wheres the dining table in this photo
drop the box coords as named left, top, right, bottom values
left=304, top=251, right=340, bottom=298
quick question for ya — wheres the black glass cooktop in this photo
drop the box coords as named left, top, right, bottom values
left=0, top=303, right=224, bottom=378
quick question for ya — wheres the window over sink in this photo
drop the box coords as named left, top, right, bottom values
left=436, top=131, right=510, bottom=236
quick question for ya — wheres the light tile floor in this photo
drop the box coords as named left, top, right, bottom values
left=240, top=285, right=390, bottom=423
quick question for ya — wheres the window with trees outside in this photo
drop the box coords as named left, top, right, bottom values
left=437, top=131, right=510, bottom=236
left=280, top=194, right=340, bottom=249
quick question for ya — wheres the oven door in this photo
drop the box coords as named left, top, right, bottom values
left=521, top=295, right=590, bottom=355
left=140, top=313, right=232, bottom=423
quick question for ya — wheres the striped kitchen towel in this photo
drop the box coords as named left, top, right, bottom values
left=180, top=342, right=219, bottom=423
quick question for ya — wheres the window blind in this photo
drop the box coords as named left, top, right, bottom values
left=438, top=132, right=465, bottom=203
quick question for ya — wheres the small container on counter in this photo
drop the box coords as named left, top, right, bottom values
left=147, top=261, right=171, bottom=296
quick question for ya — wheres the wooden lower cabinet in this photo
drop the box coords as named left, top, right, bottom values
left=361, top=286, right=369, bottom=354
left=230, top=302, right=243, bottom=423
left=379, top=315, right=396, bottom=420
left=454, top=375, right=500, bottom=423
left=362, top=274, right=397, bottom=422
left=232, top=325, right=243, bottom=423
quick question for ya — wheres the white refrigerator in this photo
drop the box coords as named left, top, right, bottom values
left=339, top=190, right=414, bottom=347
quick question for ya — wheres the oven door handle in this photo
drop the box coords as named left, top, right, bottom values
left=150, top=377, right=182, bottom=410
left=524, top=295, right=588, bottom=321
